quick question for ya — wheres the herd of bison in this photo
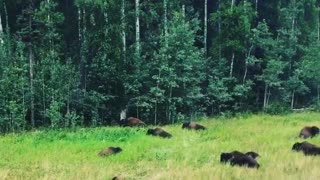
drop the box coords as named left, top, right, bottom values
left=97, top=117, right=320, bottom=179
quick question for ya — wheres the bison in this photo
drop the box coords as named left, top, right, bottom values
left=292, top=141, right=320, bottom=156
left=299, top=126, right=319, bottom=139
left=146, top=128, right=172, bottom=138
left=220, top=150, right=260, bottom=168
left=98, top=147, right=122, bottom=157
left=118, top=117, right=145, bottom=127
left=182, top=122, right=206, bottom=130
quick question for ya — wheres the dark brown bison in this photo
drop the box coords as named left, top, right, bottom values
left=182, top=122, right=206, bottom=130
left=98, top=147, right=122, bottom=157
left=230, top=155, right=260, bottom=168
left=220, top=150, right=260, bottom=168
left=299, top=126, right=319, bottom=139
left=112, top=176, right=121, bottom=180
left=118, top=117, right=145, bottom=127
left=220, top=151, right=260, bottom=162
left=146, top=128, right=172, bottom=138
left=292, top=141, right=320, bottom=156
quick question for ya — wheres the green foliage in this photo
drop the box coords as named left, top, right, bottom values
left=265, top=101, right=291, bottom=115
left=46, top=100, right=62, bottom=128
left=1, top=0, right=320, bottom=130
left=151, top=11, right=206, bottom=122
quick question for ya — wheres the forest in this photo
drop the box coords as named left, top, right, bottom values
left=1, top=0, right=320, bottom=132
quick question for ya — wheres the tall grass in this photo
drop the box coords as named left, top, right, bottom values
left=1, top=112, right=320, bottom=179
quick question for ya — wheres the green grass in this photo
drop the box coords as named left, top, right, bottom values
left=1, top=112, right=320, bottom=180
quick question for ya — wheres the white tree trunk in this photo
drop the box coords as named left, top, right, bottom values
left=229, top=53, right=235, bottom=77
left=104, top=11, right=108, bottom=35
left=204, top=0, right=207, bottom=56
left=78, top=8, right=87, bottom=91
left=263, top=84, right=268, bottom=110
left=318, top=12, right=320, bottom=41
left=135, top=0, right=140, bottom=56
left=27, top=8, right=35, bottom=128
left=218, top=0, right=222, bottom=60
left=121, top=0, right=126, bottom=62
left=317, top=85, right=320, bottom=103
left=154, top=69, right=161, bottom=125
left=291, top=91, right=295, bottom=109
left=243, top=45, right=253, bottom=83
left=182, top=5, right=185, bottom=18
left=292, top=17, right=295, bottom=33
left=78, top=8, right=81, bottom=42
left=29, top=42, right=35, bottom=128
left=164, top=0, right=168, bottom=47
left=231, top=0, right=235, bottom=11
left=266, top=88, right=271, bottom=108
left=4, top=2, right=8, bottom=29
left=0, top=13, right=3, bottom=44
left=47, top=0, right=51, bottom=21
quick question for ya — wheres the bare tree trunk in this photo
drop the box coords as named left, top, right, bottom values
left=26, top=5, right=35, bottom=128
left=47, top=0, right=51, bottom=21
left=154, top=70, right=161, bottom=125
left=204, top=0, right=207, bottom=56
left=78, top=8, right=83, bottom=89
left=136, top=106, right=139, bottom=119
left=104, top=11, right=108, bottom=35
left=229, top=53, right=235, bottom=77
left=135, top=0, right=140, bottom=56
left=67, top=83, right=70, bottom=115
left=218, top=0, right=222, bottom=60
left=164, top=0, right=168, bottom=47
left=42, top=75, right=46, bottom=124
left=182, top=4, right=185, bottom=18
left=78, top=8, right=87, bottom=91
left=3, top=2, right=8, bottom=31
left=121, top=0, right=126, bottom=62
left=317, top=3, right=320, bottom=40
left=255, top=0, right=258, bottom=12
left=154, top=102, right=158, bottom=125
left=263, top=84, right=268, bottom=110
left=78, top=8, right=81, bottom=45
left=0, top=13, right=3, bottom=44
left=292, top=17, right=295, bottom=33
left=291, top=91, right=295, bottom=109
left=267, top=88, right=271, bottom=108
left=231, top=0, right=235, bottom=11
left=29, top=42, right=35, bottom=128
left=168, top=86, right=173, bottom=124
left=22, top=84, right=26, bottom=129
left=243, top=45, right=253, bottom=83
left=317, top=85, right=319, bottom=103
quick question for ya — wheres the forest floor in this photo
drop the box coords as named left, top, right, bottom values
left=1, top=112, right=320, bottom=180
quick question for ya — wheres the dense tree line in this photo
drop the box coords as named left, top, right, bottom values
left=0, top=0, right=320, bottom=132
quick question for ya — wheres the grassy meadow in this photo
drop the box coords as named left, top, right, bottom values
left=1, top=112, right=320, bottom=180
